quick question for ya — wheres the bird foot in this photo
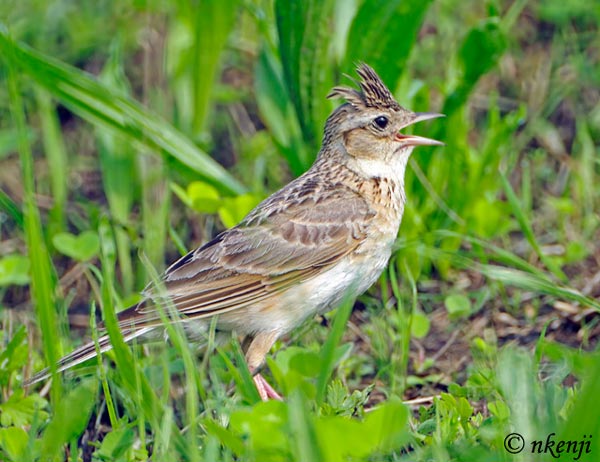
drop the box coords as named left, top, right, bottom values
left=253, top=373, right=282, bottom=401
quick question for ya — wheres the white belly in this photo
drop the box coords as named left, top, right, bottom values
left=224, top=237, right=394, bottom=336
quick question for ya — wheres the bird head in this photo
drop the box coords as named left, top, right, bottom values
left=323, top=64, right=443, bottom=166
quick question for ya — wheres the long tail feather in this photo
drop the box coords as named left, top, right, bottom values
left=24, top=327, right=155, bottom=386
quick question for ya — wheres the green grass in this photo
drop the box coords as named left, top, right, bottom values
left=0, top=0, right=599, bottom=460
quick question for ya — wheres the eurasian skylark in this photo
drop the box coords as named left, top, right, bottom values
left=27, top=64, right=443, bottom=400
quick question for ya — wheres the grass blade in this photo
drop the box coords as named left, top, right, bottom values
left=140, top=252, right=207, bottom=461
left=411, top=233, right=600, bottom=310
left=499, top=171, right=567, bottom=281
left=97, top=218, right=185, bottom=455
left=254, top=49, right=310, bottom=175
left=0, top=187, right=24, bottom=229
left=575, top=118, right=596, bottom=232
left=560, top=350, right=600, bottom=443
left=477, top=264, right=599, bottom=310
left=431, top=230, right=549, bottom=278
left=0, top=29, right=245, bottom=195
left=97, top=43, right=136, bottom=294
left=315, top=297, right=353, bottom=405
left=139, top=153, right=170, bottom=276
left=288, top=392, right=322, bottom=462
left=443, top=17, right=507, bottom=116
left=442, top=251, right=600, bottom=311
left=275, top=0, right=335, bottom=147
left=6, top=39, right=62, bottom=403
left=35, top=89, right=68, bottom=237
left=190, top=0, right=240, bottom=137
left=388, top=257, right=416, bottom=395
left=344, top=0, right=433, bottom=89
left=90, top=301, right=119, bottom=430
left=220, top=338, right=261, bottom=404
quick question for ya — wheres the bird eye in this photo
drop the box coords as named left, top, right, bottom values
left=374, top=116, right=389, bottom=129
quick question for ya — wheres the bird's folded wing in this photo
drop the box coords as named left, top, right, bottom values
left=117, top=183, right=375, bottom=327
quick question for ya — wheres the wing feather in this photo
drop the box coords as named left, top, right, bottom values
left=117, top=177, right=375, bottom=327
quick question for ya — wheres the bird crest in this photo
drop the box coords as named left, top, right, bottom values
left=328, top=63, right=402, bottom=111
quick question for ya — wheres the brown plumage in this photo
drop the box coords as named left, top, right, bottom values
left=26, top=64, right=443, bottom=400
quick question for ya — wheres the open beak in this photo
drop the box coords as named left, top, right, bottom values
left=394, top=112, right=445, bottom=147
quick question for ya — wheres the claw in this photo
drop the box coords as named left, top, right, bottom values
left=253, top=373, right=282, bottom=401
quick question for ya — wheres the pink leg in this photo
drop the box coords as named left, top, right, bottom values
left=245, top=332, right=283, bottom=401
left=253, top=373, right=282, bottom=401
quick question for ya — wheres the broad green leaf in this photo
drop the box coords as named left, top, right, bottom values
left=316, top=399, right=409, bottom=461
left=229, top=400, right=289, bottom=456
left=52, top=230, right=100, bottom=262
left=316, top=416, right=367, bottom=462
left=488, top=400, right=511, bottom=421
left=187, top=181, right=222, bottom=214
left=362, top=399, right=410, bottom=452
left=444, top=294, right=472, bottom=319
left=203, top=419, right=246, bottom=456
left=410, top=310, right=431, bottom=338
left=0, top=427, right=28, bottom=461
left=0, top=326, right=28, bottom=385
left=537, top=0, right=592, bottom=25
left=470, top=197, right=508, bottom=238
left=0, top=391, right=48, bottom=427
left=289, top=350, right=322, bottom=377
left=0, top=254, right=29, bottom=286
left=94, top=427, right=136, bottom=460
left=255, top=51, right=295, bottom=147
left=41, top=380, right=97, bottom=457
left=565, top=241, right=588, bottom=263
left=322, top=380, right=373, bottom=418
left=273, top=346, right=313, bottom=376
left=97, top=40, right=136, bottom=222
left=218, top=194, right=262, bottom=228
